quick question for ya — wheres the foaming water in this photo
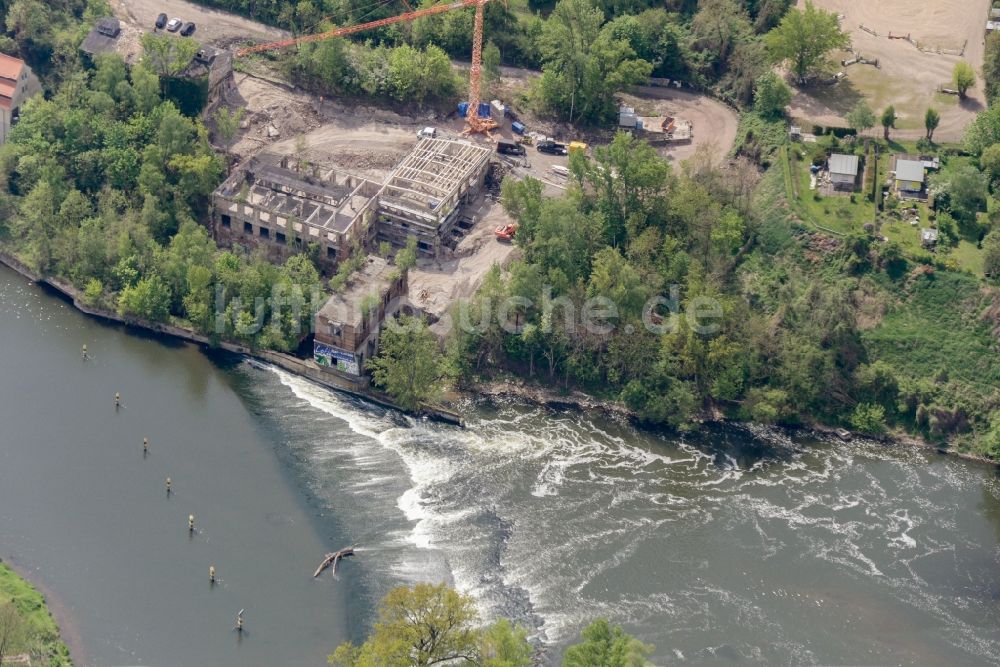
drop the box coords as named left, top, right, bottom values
left=246, top=365, right=1000, bottom=665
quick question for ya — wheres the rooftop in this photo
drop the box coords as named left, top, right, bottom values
left=828, top=153, right=859, bottom=176
left=318, top=256, right=398, bottom=327
left=0, top=53, right=24, bottom=81
left=895, top=158, right=926, bottom=184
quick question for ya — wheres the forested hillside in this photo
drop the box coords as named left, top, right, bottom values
left=202, top=0, right=794, bottom=117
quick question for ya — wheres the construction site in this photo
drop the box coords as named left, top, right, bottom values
left=101, top=0, right=736, bottom=383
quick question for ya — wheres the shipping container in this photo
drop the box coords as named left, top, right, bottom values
left=458, top=102, right=470, bottom=117
left=511, top=121, right=526, bottom=135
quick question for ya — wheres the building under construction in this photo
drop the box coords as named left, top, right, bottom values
left=211, top=137, right=491, bottom=270
left=376, top=138, right=491, bottom=255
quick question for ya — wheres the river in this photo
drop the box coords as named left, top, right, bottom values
left=2, top=263, right=1000, bottom=666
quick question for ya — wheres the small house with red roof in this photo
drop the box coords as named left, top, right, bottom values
left=0, top=53, right=40, bottom=143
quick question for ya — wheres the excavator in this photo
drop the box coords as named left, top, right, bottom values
left=235, top=0, right=499, bottom=134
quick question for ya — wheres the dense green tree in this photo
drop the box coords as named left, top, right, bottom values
left=753, top=71, right=792, bottom=118
left=933, top=164, right=987, bottom=227
left=965, top=105, right=1000, bottom=155
left=328, top=584, right=532, bottom=667
left=880, top=105, right=896, bottom=141
left=953, top=61, right=976, bottom=98
left=480, top=619, right=533, bottom=667
left=500, top=176, right=544, bottom=244
left=984, top=31, right=1000, bottom=102
left=585, top=131, right=671, bottom=246
left=983, top=230, right=1000, bottom=282
left=117, top=274, right=172, bottom=322
left=369, top=316, right=449, bottom=410
left=690, top=0, right=753, bottom=76
left=846, top=100, right=876, bottom=136
left=764, top=0, right=848, bottom=83
left=536, top=0, right=652, bottom=124
left=850, top=402, right=887, bottom=434
left=924, top=107, right=940, bottom=142
left=561, top=618, right=653, bottom=667
left=141, top=33, right=199, bottom=78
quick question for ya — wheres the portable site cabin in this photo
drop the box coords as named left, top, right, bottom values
left=828, top=153, right=859, bottom=190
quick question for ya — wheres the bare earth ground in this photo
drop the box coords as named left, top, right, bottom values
left=113, top=0, right=286, bottom=54
left=788, top=0, right=990, bottom=142
left=409, top=195, right=520, bottom=333
left=621, top=86, right=739, bottom=163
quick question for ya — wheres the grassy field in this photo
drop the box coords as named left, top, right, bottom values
left=0, top=562, right=72, bottom=666
left=863, top=271, right=1000, bottom=400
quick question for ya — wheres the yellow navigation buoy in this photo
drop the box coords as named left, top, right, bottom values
left=114, top=392, right=120, bottom=408
left=165, top=477, right=172, bottom=496
left=210, top=565, right=216, bottom=584
left=143, top=437, right=149, bottom=455
left=188, top=514, right=195, bottom=532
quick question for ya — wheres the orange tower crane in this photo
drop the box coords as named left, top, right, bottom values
left=236, top=0, right=498, bottom=134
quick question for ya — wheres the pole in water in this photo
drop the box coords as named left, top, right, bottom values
left=188, top=514, right=195, bottom=533
left=114, top=392, right=120, bottom=409
left=210, top=565, right=216, bottom=584
left=143, top=437, right=149, bottom=457
left=165, top=477, right=172, bottom=496
left=81, top=344, right=88, bottom=360
left=235, top=609, right=244, bottom=633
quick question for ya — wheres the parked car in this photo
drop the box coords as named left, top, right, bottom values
left=180, top=22, right=196, bottom=36
left=536, top=140, right=568, bottom=156
left=166, top=18, right=183, bottom=32
left=496, top=139, right=525, bottom=156
left=155, top=13, right=168, bottom=29
left=417, top=127, right=437, bottom=139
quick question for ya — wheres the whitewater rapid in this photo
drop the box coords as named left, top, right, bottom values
left=255, top=364, right=1000, bottom=665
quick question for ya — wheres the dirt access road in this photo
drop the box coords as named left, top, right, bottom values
left=788, top=0, right=990, bottom=142
left=112, top=0, right=286, bottom=52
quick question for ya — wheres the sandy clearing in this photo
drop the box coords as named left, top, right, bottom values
left=114, top=0, right=286, bottom=46
left=788, top=0, right=990, bottom=142
left=409, top=196, right=519, bottom=331
left=622, top=86, right=740, bottom=163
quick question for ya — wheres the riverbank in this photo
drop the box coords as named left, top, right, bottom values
left=0, top=560, right=74, bottom=666
left=469, top=374, right=1000, bottom=467
left=0, top=250, right=463, bottom=427
left=2, top=250, right=992, bottom=468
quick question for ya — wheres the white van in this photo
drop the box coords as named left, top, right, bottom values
left=417, top=127, right=437, bottom=139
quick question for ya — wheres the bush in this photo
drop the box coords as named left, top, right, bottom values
left=82, top=278, right=103, bottom=306
left=851, top=402, right=887, bottom=434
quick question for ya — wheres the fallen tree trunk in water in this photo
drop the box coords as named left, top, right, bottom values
left=313, top=547, right=355, bottom=578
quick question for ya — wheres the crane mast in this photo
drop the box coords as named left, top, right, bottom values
left=235, top=0, right=497, bottom=134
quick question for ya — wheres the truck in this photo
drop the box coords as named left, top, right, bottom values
left=496, top=139, right=525, bottom=156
